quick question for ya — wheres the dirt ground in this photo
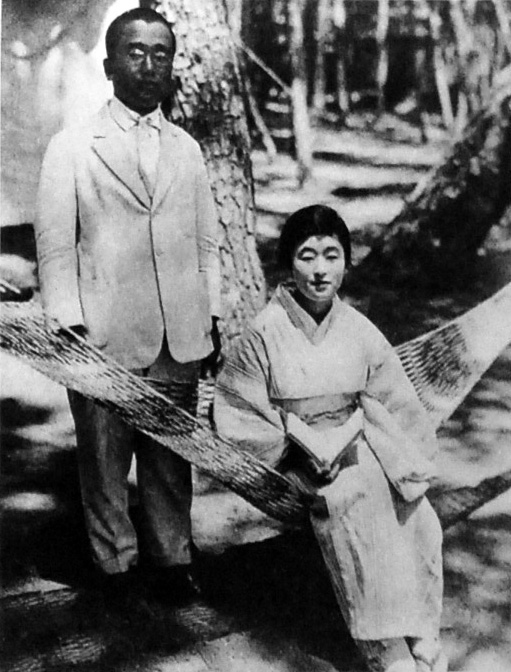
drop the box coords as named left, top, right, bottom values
left=2, top=116, right=511, bottom=671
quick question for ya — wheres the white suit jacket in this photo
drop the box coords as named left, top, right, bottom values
left=35, top=102, right=221, bottom=368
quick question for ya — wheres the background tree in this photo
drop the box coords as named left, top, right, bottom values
left=228, top=0, right=278, bottom=162
left=375, top=0, right=390, bottom=115
left=332, top=0, right=350, bottom=118
left=428, top=2, right=455, bottom=132
left=287, top=0, right=314, bottom=185
left=351, top=67, right=511, bottom=289
left=312, top=0, right=330, bottom=113
left=147, top=0, right=266, bottom=342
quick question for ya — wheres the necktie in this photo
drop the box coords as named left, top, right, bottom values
left=137, top=116, right=160, bottom=197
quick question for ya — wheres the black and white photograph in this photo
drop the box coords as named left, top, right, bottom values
left=2, top=1, right=511, bottom=670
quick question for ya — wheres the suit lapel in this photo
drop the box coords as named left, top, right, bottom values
left=152, top=119, right=181, bottom=211
left=91, top=106, right=151, bottom=209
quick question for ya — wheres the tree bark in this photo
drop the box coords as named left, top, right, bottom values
left=351, top=68, right=511, bottom=289
left=150, top=0, right=266, bottom=341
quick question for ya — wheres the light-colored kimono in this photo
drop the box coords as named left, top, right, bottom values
left=214, top=284, right=443, bottom=642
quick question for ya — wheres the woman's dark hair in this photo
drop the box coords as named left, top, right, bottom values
left=277, top=204, right=351, bottom=270
left=105, top=8, right=176, bottom=60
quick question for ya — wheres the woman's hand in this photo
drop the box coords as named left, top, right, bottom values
left=308, top=458, right=343, bottom=486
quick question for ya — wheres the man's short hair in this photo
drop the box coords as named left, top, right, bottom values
left=105, top=8, right=176, bottom=59
left=277, top=204, right=352, bottom=270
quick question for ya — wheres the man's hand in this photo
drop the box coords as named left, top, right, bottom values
left=307, top=457, right=343, bottom=486
left=200, top=316, right=222, bottom=378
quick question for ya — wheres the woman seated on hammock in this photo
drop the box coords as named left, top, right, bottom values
left=214, top=205, right=447, bottom=672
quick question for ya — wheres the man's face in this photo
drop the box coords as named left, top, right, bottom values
left=104, top=19, right=174, bottom=115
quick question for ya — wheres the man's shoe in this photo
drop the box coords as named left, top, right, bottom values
left=141, top=565, right=202, bottom=605
left=97, top=568, right=140, bottom=609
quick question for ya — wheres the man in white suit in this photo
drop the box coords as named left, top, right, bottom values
left=35, top=8, right=221, bottom=603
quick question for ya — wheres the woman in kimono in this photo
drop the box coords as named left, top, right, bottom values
left=214, top=205, right=446, bottom=672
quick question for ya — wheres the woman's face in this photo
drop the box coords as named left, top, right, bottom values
left=291, top=235, right=346, bottom=314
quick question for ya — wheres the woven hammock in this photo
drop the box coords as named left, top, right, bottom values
left=2, top=282, right=511, bottom=526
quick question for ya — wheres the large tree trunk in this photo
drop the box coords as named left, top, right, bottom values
left=351, top=68, right=511, bottom=289
left=149, top=0, right=266, bottom=342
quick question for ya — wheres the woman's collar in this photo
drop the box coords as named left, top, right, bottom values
left=274, top=282, right=343, bottom=344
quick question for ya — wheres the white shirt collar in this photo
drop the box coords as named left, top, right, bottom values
left=109, top=97, right=162, bottom=132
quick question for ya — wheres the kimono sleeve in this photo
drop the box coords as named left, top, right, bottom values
left=360, top=325, right=439, bottom=502
left=214, top=326, right=287, bottom=467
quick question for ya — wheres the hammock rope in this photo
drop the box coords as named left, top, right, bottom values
left=395, top=281, right=511, bottom=428
left=0, top=302, right=312, bottom=525
left=2, top=282, right=511, bottom=525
